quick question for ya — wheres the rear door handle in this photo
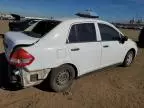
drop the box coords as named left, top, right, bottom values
left=71, top=48, right=80, bottom=51
left=103, top=45, right=109, bottom=48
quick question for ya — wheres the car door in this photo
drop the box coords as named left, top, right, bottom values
left=66, top=23, right=101, bottom=76
left=98, top=23, right=124, bottom=68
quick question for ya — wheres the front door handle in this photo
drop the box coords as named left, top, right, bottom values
left=71, top=48, right=80, bottom=51
left=103, top=45, right=109, bottom=48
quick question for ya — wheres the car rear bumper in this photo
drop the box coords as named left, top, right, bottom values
left=8, top=65, right=51, bottom=87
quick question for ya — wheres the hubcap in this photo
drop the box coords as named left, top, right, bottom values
left=126, top=53, right=133, bottom=65
left=56, top=69, right=70, bottom=85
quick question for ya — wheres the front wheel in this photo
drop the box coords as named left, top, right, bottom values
left=49, top=64, right=75, bottom=92
left=122, top=50, right=135, bottom=67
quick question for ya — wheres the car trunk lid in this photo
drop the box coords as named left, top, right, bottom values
left=4, top=31, right=39, bottom=60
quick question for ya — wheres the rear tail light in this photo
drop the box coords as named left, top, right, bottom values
left=10, top=48, right=35, bottom=67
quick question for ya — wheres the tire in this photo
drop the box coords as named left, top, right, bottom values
left=123, top=50, right=135, bottom=67
left=49, top=64, right=75, bottom=92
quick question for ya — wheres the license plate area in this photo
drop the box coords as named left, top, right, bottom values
left=30, top=74, right=38, bottom=82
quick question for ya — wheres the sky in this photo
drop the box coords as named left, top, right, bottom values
left=0, top=0, right=143, bottom=21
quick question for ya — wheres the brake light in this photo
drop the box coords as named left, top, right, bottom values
left=10, top=48, right=35, bottom=67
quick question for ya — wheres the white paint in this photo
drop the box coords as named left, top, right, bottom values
left=4, top=18, right=138, bottom=86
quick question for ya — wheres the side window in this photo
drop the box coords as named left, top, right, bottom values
left=68, top=23, right=96, bottom=43
left=98, top=23, right=120, bottom=41
left=68, top=25, right=77, bottom=43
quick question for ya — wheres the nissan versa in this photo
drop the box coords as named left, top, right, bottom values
left=4, top=18, right=138, bottom=92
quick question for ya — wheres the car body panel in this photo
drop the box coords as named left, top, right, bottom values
left=4, top=18, right=138, bottom=87
left=4, top=32, right=39, bottom=60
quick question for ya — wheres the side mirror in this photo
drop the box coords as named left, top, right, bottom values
left=120, top=36, right=128, bottom=43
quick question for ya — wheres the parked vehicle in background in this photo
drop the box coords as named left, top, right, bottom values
left=9, top=19, right=40, bottom=31
left=4, top=17, right=138, bottom=92
left=139, top=27, right=144, bottom=47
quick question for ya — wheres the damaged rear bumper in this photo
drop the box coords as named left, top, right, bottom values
left=8, top=65, right=51, bottom=87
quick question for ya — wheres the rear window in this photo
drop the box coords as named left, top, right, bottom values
left=23, top=20, right=61, bottom=38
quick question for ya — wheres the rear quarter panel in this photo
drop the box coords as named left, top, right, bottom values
left=23, top=22, right=76, bottom=71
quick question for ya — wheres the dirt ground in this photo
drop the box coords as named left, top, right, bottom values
left=0, top=20, right=144, bottom=108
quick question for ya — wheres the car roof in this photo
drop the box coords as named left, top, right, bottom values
left=53, top=17, right=122, bottom=35
left=54, top=17, right=109, bottom=24
left=56, top=17, right=97, bottom=21
left=37, top=18, right=114, bottom=30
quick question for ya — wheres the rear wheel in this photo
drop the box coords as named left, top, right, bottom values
left=49, top=64, right=75, bottom=92
left=123, top=50, right=135, bottom=67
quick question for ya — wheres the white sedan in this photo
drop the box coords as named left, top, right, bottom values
left=4, top=18, right=138, bottom=92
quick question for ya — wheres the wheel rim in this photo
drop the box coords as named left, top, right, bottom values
left=126, top=52, right=133, bottom=65
left=56, top=69, right=70, bottom=85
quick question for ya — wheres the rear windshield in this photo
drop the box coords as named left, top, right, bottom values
left=23, top=20, right=61, bottom=38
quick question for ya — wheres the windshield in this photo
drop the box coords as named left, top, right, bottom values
left=23, top=20, right=61, bottom=38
